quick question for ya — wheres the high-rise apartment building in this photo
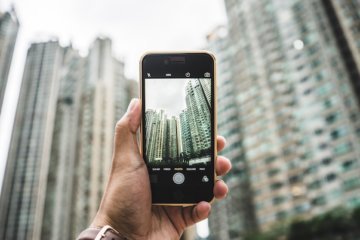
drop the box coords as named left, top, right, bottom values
left=180, top=110, right=193, bottom=157
left=0, top=36, right=137, bottom=239
left=166, top=116, right=179, bottom=160
left=72, top=37, right=134, bottom=236
left=208, top=0, right=360, bottom=237
left=145, top=79, right=212, bottom=164
left=145, top=109, right=166, bottom=162
left=41, top=46, right=85, bottom=240
left=207, top=26, right=257, bottom=240
left=184, top=79, right=211, bottom=155
left=0, top=41, right=65, bottom=239
left=0, top=7, right=19, bottom=114
left=321, top=0, right=360, bottom=103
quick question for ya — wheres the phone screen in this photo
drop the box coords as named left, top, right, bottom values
left=141, top=53, right=215, bottom=204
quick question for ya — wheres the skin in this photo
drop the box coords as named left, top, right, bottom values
left=91, top=99, right=232, bottom=240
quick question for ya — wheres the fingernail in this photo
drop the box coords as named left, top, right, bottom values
left=127, top=98, right=137, bottom=114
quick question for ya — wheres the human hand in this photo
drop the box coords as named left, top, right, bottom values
left=91, top=98, right=232, bottom=240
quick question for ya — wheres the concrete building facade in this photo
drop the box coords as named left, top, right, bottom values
left=0, top=37, right=137, bottom=240
left=0, top=7, right=19, bottom=114
left=207, top=0, right=360, bottom=238
left=0, top=41, right=64, bottom=239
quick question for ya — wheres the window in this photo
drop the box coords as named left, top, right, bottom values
left=311, top=59, right=321, bottom=68
left=351, top=113, right=358, bottom=122
left=268, top=168, right=280, bottom=177
left=289, top=175, right=301, bottom=184
left=314, top=128, right=324, bottom=135
left=311, top=196, right=326, bottom=206
left=342, top=160, right=355, bottom=172
left=326, top=173, right=337, bottom=182
left=319, top=143, right=328, bottom=150
left=304, top=165, right=317, bottom=175
left=303, top=89, right=312, bottom=95
left=265, top=156, right=276, bottom=164
left=324, top=99, right=333, bottom=109
left=276, top=211, right=287, bottom=220
left=343, top=178, right=360, bottom=191
left=273, top=196, right=286, bottom=205
left=334, top=142, right=353, bottom=156
left=300, top=76, right=308, bottom=82
left=308, top=46, right=319, bottom=56
left=271, top=182, right=283, bottom=190
left=325, top=113, right=338, bottom=124
left=294, top=204, right=309, bottom=214
left=301, top=153, right=311, bottom=161
left=297, top=65, right=304, bottom=71
left=315, top=71, right=324, bottom=81
left=331, top=127, right=347, bottom=140
left=321, top=157, right=332, bottom=165
left=348, top=197, right=360, bottom=208
left=308, top=180, right=322, bottom=190
left=318, top=83, right=333, bottom=96
left=283, top=147, right=294, bottom=156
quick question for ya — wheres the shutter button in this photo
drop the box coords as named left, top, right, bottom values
left=173, top=172, right=185, bottom=184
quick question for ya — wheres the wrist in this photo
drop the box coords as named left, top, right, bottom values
left=77, top=225, right=127, bottom=240
left=91, top=213, right=119, bottom=235
left=91, top=212, right=141, bottom=240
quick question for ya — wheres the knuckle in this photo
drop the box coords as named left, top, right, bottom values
left=115, top=118, right=127, bottom=133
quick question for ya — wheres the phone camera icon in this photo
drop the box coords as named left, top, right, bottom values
left=204, top=72, right=210, bottom=77
left=185, top=72, right=190, bottom=77
left=202, top=175, right=209, bottom=182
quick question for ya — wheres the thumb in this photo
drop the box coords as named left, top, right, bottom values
left=113, top=98, right=141, bottom=163
left=124, top=98, right=141, bottom=133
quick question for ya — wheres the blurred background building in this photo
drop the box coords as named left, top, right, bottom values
left=207, top=26, right=258, bottom=240
left=207, top=0, right=360, bottom=239
left=0, top=0, right=360, bottom=239
left=0, top=6, right=18, bottom=115
left=0, top=41, right=67, bottom=239
left=0, top=37, right=137, bottom=239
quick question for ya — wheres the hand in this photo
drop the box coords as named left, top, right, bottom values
left=91, top=98, right=232, bottom=240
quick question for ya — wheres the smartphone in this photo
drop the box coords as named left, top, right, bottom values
left=140, top=52, right=216, bottom=205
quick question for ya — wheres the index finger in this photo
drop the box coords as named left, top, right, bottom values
left=217, top=136, right=226, bottom=152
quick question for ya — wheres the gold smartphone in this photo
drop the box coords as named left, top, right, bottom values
left=140, top=52, right=217, bottom=205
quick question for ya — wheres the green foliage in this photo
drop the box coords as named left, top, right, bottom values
left=245, top=206, right=360, bottom=240
left=352, top=205, right=360, bottom=227
left=244, top=222, right=287, bottom=240
left=288, top=207, right=359, bottom=240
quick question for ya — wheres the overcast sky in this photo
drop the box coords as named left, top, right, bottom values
left=146, top=78, right=189, bottom=117
left=0, top=0, right=226, bottom=237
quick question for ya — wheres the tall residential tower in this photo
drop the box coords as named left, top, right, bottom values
left=0, top=37, right=137, bottom=240
left=72, top=37, right=133, bottom=236
left=208, top=0, right=360, bottom=238
left=0, top=7, right=19, bottom=114
left=0, top=41, right=65, bottom=239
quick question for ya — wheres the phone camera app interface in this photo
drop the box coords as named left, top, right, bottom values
left=144, top=77, right=213, bottom=186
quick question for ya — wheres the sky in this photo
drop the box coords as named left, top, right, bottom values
left=146, top=78, right=189, bottom=117
left=0, top=0, right=226, bottom=238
